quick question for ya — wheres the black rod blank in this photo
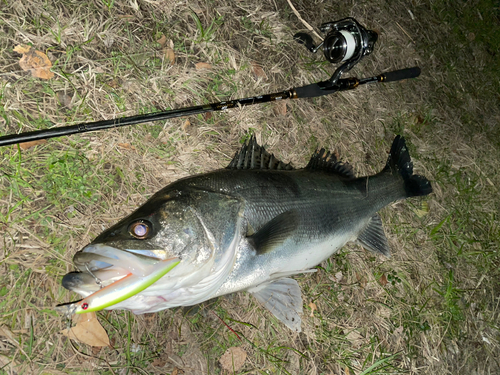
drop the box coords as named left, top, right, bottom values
left=0, top=67, right=420, bottom=147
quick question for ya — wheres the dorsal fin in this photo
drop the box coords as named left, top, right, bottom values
left=305, top=148, right=355, bottom=178
left=226, top=136, right=294, bottom=170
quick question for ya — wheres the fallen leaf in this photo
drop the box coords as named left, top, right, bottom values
left=182, top=118, right=191, bottom=131
left=107, top=78, right=121, bottom=88
left=273, top=100, right=287, bottom=116
left=379, top=274, right=388, bottom=286
left=203, top=112, right=213, bottom=121
left=251, top=62, right=267, bottom=80
left=14, top=44, right=54, bottom=80
left=151, top=356, right=167, bottom=367
left=18, top=139, right=47, bottom=150
left=308, top=301, right=317, bottom=317
left=163, top=47, right=175, bottom=65
left=219, top=347, right=247, bottom=372
left=157, top=34, right=167, bottom=46
left=117, top=143, right=136, bottom=150
left=60, top=312, right=110, bottom=347
left=195, top=62, right=212, bottom=70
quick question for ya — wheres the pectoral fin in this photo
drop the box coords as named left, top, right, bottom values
left=249, top=210, right=299, bottom=255
left=248, top=278, right=303, bottom=332
left=357, top=214, right=390, bottom=257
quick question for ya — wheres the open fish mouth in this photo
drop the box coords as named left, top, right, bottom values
left=62, top=244, right=172, bottom=297
left=73, top=244, right=167, bottom=276
left=57, top=254, right=181, bottom=316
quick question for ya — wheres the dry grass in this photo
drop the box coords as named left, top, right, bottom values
left=1, top=0, right=499, bottom=374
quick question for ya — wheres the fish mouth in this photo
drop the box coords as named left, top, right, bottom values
left=62, top=244, right=171, bottom=296
left=73, top=244, right=168, bottom=276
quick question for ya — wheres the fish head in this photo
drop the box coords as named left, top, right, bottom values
left=91, top=191, right=213, bottom=259
left=63, top=190, right=218, bottom=301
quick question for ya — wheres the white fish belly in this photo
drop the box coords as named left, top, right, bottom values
left=271, top=232, right=355, bottom=274
left=214, top=231, right=356, bottom=297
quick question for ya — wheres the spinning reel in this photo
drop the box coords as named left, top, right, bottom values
left=294, top=17, right=378, bottom=86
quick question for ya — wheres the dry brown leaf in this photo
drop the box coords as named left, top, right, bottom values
left=308, top=301, right=317, bottom=317
left=195, top=62, right=212, bottom=70
left=151, top=356, right=167, bottom=367
left=157, top=34, right=167, bottom=46
left=219, top=347, right=247, bottom=372
left=18, top=139, right=47, bottom=150
left=251, top=62, right=267, bottom=80
left=163, top=48, right=175, bottom=65
left=107, top=78, right=121, bottom=88
left=117, top=143, right=136, bottom=150
left=379, top=273, right=388, bottom=286
left=14, top=44, right=54, bottom=80
left=60, top=312, right=110, bottom=347
left=182, top=119, right=191, bottom=131
left=273, top=100, right=287, bottom=116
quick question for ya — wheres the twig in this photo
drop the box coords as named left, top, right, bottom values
left=286, top=0, right=323, bottom=41
left=396, top=22, right=415, bottom=44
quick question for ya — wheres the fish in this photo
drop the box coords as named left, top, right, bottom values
left=60, top=135, right=432, bottom=332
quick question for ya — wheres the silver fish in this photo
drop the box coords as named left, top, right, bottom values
left=61, top=135, right=432, bottom=332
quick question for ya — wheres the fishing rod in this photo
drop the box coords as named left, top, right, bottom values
left=0, top=18, right=421, bottom=148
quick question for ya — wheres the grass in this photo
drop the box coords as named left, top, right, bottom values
left=0, top=0, right=499, bottom=373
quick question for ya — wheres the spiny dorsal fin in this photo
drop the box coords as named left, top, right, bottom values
left=305, top=148, right=355, bottom=178
left=226, top=136, right=293, bottom=170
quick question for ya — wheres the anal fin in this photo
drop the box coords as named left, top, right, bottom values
left=248, top=278, right=303, bottom=332
left=357, top=214, right=391, bottom=257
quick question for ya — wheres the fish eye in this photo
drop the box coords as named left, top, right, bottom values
left=129, top=221, right=151, bottom=239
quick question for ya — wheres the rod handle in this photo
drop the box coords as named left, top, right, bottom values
left=381, top=67, right=421, bottom=82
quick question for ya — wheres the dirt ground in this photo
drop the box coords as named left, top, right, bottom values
left=0, top=0, right=499, bottom=374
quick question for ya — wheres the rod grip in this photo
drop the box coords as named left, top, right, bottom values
left=294, top=83, right=334, bottom=98
left=381, top=67, right=421, bottom=82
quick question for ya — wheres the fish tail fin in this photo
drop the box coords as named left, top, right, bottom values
left=386, top=136, right=432, bottom=197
